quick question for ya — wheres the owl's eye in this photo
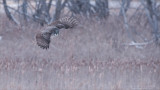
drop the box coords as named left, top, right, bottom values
left=53, top=28, right=59, bottom=36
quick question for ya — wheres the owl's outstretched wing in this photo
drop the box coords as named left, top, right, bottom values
left=36, top=17, right=78, bottom=49
left=48, top=17, right=78, bottom=29
left=36, top=32, right=51, bottom=49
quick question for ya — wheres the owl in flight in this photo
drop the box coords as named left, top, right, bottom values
left=36, top=17, right=78, bottom=49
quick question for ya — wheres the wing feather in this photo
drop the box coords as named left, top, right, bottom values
left=36, top=16, right=78, bottom=49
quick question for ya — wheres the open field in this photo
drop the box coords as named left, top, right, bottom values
left=0, top=14, right=160, bottom=90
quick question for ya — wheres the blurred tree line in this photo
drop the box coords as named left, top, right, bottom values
left=2, top=0, right=160, bottom=24
left=1, top=0, right=160, bottom=44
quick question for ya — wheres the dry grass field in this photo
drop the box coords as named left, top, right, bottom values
left=0, top=14, right=160, bottom=90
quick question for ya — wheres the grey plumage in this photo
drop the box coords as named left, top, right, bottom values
left=36, top=17, right=78, bottom=49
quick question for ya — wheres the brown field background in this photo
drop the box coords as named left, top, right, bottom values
left=0, top=13, right=160, bottom=90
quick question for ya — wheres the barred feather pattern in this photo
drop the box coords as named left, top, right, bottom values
left=36, top=16, right=78, bottom=49
left=49, top=17, right=78, bottom=29
left=36, top=32, right=51, bottom=49
left=58, top=17, right=78, bottom=28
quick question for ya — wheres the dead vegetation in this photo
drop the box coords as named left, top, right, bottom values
left=0, top=13, right=160, bottom=90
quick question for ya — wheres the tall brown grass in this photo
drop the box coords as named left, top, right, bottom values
left=0, top=14, right=160, bottom=90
